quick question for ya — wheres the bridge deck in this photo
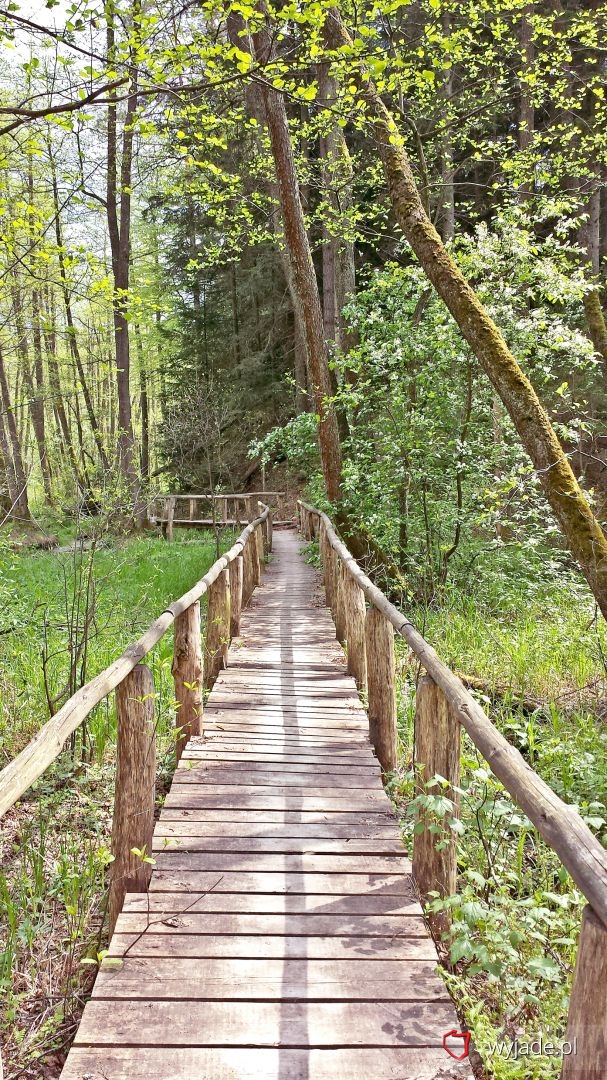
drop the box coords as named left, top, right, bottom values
left=61, top=530, right=467, bottom=1080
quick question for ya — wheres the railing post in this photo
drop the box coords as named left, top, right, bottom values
left=319, top=524, right=335, bottom=614
left=412, top=675, right=460, bottom=936
left=189, top=497, right=195, bottom=521
left=172, top=600, right=203, bottom=760
left=242, top=533, right=256, bottom=604
left=334, top=558, right=347, bottom=644
left=109, top=663, right=156, bottom=937
left=365, top=606, right=397, bottom=773
left=204, top=568, right=231, bottom=688
left=258, top=504, right=268, bottom=557
left=229, top=554, right=244, bottom=637
left=255, top=522, right=265, bottom=575
left=264, top=511, right=273, bottom=554
left=166, top=496, right=175, bottom=542
left=343, top=572, right=367, bottom=692
left=244, top=495, right=254, bottom=522
left=561, top=905, right=607, bottom=1080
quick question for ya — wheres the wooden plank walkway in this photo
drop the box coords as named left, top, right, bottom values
left=61, top=529, right=470, bottom=1080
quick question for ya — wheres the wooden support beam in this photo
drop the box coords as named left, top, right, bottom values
left=562, top=905, right=607, bottom=1080
left=109, top=664, right=156, bottom=937
left=172, top=602, right=203, bottom=760
left=166, top=496, right=175, bottom=542
left=242, top=535, right=255, bottom=605
left=365, top=607, right=397, bottom=774
left=343, top=574, right=367, bottom=692
left=229, top=555, right=244, bottom=637
left=334, top=559, right=347, bottom=644
left=412, top=675, right=460, bottom=937
left=255, top=524, right=265, bottom=578
left=320, top=524, right=335, bottom=614
left=204, top=568, right=231, bottom=689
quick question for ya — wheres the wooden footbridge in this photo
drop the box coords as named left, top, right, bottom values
left=1, top=500, right=606, bottom=1079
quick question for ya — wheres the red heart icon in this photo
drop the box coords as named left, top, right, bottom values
left=443, top=1029, right=471, bottom=1060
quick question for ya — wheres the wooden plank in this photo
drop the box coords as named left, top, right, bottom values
left=164, top=793, right=393, bottom=813
left=108, top=933, right=437, bottom=961
left=61, top=1046, right=471, bottom=1080
left=152, top=837, right=405, bottom=855
left=205, top=697, right=362, bottom=710
left=149, top=871, right=414, bottom=895
left=172, top=768, right=383, bottom=790
left=182, top=751, right=380, bottom=767
left=122, top=892, right=421, bottom=915
left=154, top=822, right=398, bottom=839
left=203, top=721, right=368, bottom=737
left=202, top=722, right=369, bottom=740
left=92, top=957, right=449, bottom=1001
left=114, top=911, right=428, bottom=937
left=159, top=809, right=397, bottom=825
left=73, top=999, right=458, bottom=1046
left=153, top=853, right=408, bottom=874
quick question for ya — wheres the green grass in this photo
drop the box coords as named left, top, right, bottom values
left=0, top=523, right=236, bottom=1078
left=0, top=527, right=235, bottom=760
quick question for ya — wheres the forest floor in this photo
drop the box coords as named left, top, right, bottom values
left=1, top=525, right=606, bottom=1079
left=0, top=523, right=234, bottom=1079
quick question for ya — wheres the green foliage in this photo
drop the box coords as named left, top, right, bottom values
left=332, top=207, right=601, bottom=600
left=250, top=412, right=320, bottom=473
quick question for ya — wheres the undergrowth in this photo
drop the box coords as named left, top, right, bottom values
left=390, top=543, right=607, bottom=1079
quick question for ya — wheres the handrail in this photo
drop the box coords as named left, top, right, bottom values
left=299, top=500, right=607, bottom=931
left=0, top=505, right=270, bottom=819
left=158, top=492, right=285, bottom=499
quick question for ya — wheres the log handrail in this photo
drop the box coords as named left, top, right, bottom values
left=298, top=500, right=607, bottom=930
left=0, top=504, right=271, bottom=819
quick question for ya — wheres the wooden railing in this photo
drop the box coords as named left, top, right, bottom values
left=0, top=504, right=272, bottom=934
left=150, top=491, right=287, bottom=539
left=299, top=500, right=606, bottom=1079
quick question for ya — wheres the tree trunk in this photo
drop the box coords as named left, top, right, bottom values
left=49, top=151, right=110, bottom=475
left=232, top=13, right=342, bottom=502
left=326, top=8, right=607, bottom=620
left=41, top=286, right=86, bottom=491
left=517, top=5, right=535, bottom=202
left=11, top=279, right=52, bottom=504
left=106, top=7, right=139, bottom=484
left=0, top=343, right=29, bottom=519
left=580, top=187, right=607, bottom=368
left=439, top=10, right=455, bottom=239
left=134, top=324, right=150, bottom=482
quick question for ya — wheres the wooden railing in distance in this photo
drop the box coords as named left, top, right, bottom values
left=299, top=499, right=606, bottom=1080
left=151, top=492, right=286, bottom=539
left=0, top=504, right=272, bottom=934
